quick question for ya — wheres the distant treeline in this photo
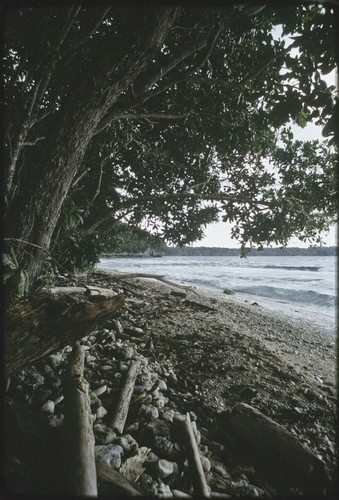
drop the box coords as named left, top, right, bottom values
left=164, top=246, right=337, bottom=257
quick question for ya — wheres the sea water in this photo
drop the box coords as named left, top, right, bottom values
left=97, top=255, right=336, bottom=333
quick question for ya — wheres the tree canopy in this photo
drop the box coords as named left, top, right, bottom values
left=2, top=2, right=338, bottom=299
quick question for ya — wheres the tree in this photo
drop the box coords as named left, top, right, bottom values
left=3, top=2, right=337, bottom=301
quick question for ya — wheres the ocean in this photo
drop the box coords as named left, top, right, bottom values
left=97, top=255, right=336, bottom=334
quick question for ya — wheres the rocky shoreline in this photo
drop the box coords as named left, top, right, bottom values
left=4, top=270, right=337, bottom=497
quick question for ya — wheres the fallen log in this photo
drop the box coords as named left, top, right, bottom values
left=110, top=359, right=142, bottom=434
left=63, top=342, right=97, bottom=496
left=226, top=402, right=330, bottom=493
left=96, top=459, right=143, bottom=496
left=5, top=290, right=124, bottom=377
left=50, top=285, right=118, bottom=299
left=173, top=413, right=210, bottom=497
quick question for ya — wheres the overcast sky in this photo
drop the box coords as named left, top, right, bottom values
left=194, top=70, right=337, bottom=249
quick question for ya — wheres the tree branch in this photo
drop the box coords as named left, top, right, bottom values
left=132, top=35, right=209, bottom=97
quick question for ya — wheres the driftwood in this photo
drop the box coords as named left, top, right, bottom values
left=96, top=459, right=143, bottom=496
left=227, top=402, right=330, bottom=491
left=5, top=290, right=124, bottom=376
left=94, top=270, right=199, bottom=295
left=110, top=360, right=142, bottom=434
left=63, top=342, right=97, bottom=496
left=50, top=285, right=118, bottom=299
left=173, top=414, right=210, bottom=497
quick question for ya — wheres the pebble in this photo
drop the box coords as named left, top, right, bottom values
left=150, top=480, right=173, bottom=497
left=95, top=444, right=124, bottom=469
left=157, top=459, right=179, bottom=479
left=125, top=326, right=144, bottom=337
left=96, top=406, right=108, bottom=419
left=158, top=379, right=168, bottom=391
left=112, top=319, right=124, bottom=334
left=200, top=455, right=211, bottom=473
left=48, top=414, right=64, bottom=427
left=44, top=364, right=53, bottom=375
left=90, top=392, right=102, bottom=409
left=119, top=361, right=129, bottom=373
left=115, top=434, right=138, bottom=456
left=54, top=394, right=64, bottom=405
left=47, top=352, right=63, bottom=369
left=41, top=400, right=55, bottom=414
left=159, top=408, right=176, bottom=422
left=92, top=385, right=107, bottom=396
left=94, top=424, right=117, bottom=445
left=140, top=404, right=159, bottom=421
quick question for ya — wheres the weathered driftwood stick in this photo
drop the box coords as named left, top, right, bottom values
left=96, top=458, right=143, bottom=496
left=93, top=270, right=198, bottom=295
left=5, top=291, right=124, bottom=376
left=228, top=403, right=329, bottom=485
left=173, top=414, right=210, bottom=497
left=50, top=286, right=118, bottom=298
left=110, top=360, right=141, bottom=434
left=63, top=342, right=98, bottom=497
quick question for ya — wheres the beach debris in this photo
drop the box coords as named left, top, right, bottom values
left=63, top=342, right=97, bottom=496
left=110, top=360, right=142, bottom=434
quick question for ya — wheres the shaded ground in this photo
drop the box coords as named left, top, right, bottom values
left=4, top=271, right=337, bottom=497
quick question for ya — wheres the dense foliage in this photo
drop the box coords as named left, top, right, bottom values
left=2, top=3, right=337, bottom=298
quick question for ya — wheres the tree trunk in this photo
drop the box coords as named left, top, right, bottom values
left=5, top=290, right=125, bottom=377
left=4, top=7, right=179, bottom=291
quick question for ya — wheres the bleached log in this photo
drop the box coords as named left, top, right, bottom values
left=96, top=459, right=143, bottom=496
left=63, top=342, right=97, bottom=496
left=50, top=286, right=118, bottom=298
left=173, top=413, right=210, bottom=497
left=110, top=360, right=142, bottom=434
left=5, top=291, right=124, bottom=376
left=227, top=403, right=330, bottom=488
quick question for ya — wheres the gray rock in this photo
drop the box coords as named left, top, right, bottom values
left=159, top=408, right=176, bottom=422
left=44, top=364, right=54, bottom=375
left=158, top=379, right=168, bottom=391
left=25, top=367, right=45, bottom=387
left=152, top=393, right=168, bottom=409
left=200, top=455, right=211, bottom=473
left=119, top=361, right=129, bottom=373
left=41, top=400, right=55, bottom=414
left=47, top=352, right=63, bottom=369
left=157, top=459, right=179, bottom=479
left=223, top=288, right=235, bottom=295
left=90, top=392, right=102, bottom=409
left=115, top=434, right=138, bottom=455
left=96, top=406, right=108, bottom=419
left=54, top=394, right=64, bottom=405
left=137, top=473, right=154, bottom=492
left=150, top=480, right=173, bottom=497
left=125, top=326, right=144, bottom=337
left=95, top=444, right=124, bottom=469
left=92, top=385, right=107, bottom=396
left=153, top=436, right=178, bottom=460
left=140, top=404, right=159, bottom=421
left=48, top=414, right=64, bottom=427
left=94, top=424, right=117, bottom=445
left=112, top=319, right=124, bottom=334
